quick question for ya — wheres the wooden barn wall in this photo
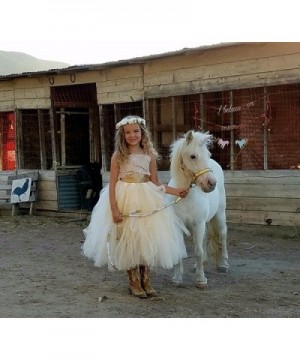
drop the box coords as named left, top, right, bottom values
left=34, top=171, right=57, bottom=211
left=0, top=80, right=15, bottom=111
left=97, top=64, right=144, bottom=104
left=0, top=78, right=51, bottom=111
left=143, top=43, right=300, bottom=98
left=0, top=71, right=101, bottom=111
left=95, top=43, right=300, bottom=104
left=224, top=170, right=300, bottom=227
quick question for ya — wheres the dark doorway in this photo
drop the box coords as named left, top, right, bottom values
left=51, top=83, right=102, bottom=210
left=51, top=84, right=99, bottom=167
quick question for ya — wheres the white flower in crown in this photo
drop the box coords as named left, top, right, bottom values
left=115, top=116, right=146, bottom=130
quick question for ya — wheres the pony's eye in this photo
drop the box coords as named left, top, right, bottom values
left=190, top=154, right=196, bottom=159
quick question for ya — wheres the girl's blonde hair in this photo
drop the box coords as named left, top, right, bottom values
left=114, top=115, right=159, bottom=163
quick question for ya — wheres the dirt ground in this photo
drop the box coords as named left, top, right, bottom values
left=0, top=214, right=299, bottom=318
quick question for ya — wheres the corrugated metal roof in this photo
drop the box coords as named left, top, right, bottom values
left=0, top=42, right=245, bottom=81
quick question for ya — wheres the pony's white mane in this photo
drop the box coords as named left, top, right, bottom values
left=170, top=131, right=213, bottom=183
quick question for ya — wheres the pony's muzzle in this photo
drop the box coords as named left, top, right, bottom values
left=207, top=178, right=216, bottom=191
left=199, top=177, right=216, bottom=193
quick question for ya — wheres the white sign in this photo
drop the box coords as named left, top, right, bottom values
left=10, top=178, right=32, bottom=203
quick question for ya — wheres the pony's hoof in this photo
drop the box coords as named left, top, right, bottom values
left=218, top=266, right=229, bottom=273
left=196, top=281, right=207, bottom=289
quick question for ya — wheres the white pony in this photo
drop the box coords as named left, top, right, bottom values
left=169, top=130, right=229, bottom=288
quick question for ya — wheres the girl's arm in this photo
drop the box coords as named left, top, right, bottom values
left=109, top=153, right=123, bottom=223
left=149, top=155, right=189, bottom=198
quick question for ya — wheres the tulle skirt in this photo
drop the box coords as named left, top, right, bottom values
left=82, top=180, right=188, bottom=271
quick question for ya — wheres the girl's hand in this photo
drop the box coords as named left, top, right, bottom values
left=163, top=185, right=189, bottom=198
left=111, top=207, right=123, bottom=224
left=178, top=188, right=189, bottom=198
left=166, top=186, right=189, bottom=198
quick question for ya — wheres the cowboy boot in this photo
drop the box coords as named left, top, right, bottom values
left=140, top=265, right=157, bottom=297
left=127, top=267, right=147, bottom=299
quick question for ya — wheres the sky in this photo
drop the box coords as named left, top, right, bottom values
left=1, top=0, right=299, bottom=66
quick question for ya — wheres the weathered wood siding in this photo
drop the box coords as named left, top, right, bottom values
left=0, top=81, right=15, bottom=111
left=0, top=171, right=14, bottom=205
left=0, top=71, right=100, bottom=111
left=35, top=171, right=58, bottom=211
left=95, top=42, right=300, bottom=103
left=224, top=170, right=300, bottom=226
left=143, top=43, right=300, bottom=98
left=97, top=64, right=144, bottom=104
left=97, top=43, right=300, bottom=105
left=0, top=78, right=52, bottom=110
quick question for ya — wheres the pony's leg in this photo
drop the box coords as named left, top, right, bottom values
left=218, top=224, right=229, bottom=273
left=212, top=212, right=229, bottom=272
left=172, top=259, right=183, bottom=285
left=194, top=222, right=208, bottom=288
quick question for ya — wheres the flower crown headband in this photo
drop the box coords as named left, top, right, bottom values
left=115, top=116, right=146, bottom=130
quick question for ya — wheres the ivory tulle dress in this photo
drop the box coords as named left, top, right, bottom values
left=82, top=154, right=188, bottom=271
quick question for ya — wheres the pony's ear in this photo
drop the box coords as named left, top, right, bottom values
left=186, top=130, right=194, bottom=144
left=203, top=134, right=214, bottom=148
left=203, top=134, right=213, bottom=142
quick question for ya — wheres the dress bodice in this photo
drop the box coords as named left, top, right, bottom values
left=119, top=154, right=151, bottom=179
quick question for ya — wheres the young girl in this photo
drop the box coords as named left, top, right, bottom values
left=82, top=115, right=189, bottom=299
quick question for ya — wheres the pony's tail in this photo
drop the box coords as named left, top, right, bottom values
left=206, top=218, right=222, bottom=265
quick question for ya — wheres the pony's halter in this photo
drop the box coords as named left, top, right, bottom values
left=181, top=163, right=213, bottom=187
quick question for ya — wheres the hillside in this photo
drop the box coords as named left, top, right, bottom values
left=0, top=50, right=70, bottom=76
